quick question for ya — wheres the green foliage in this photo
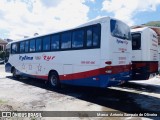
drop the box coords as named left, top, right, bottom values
left=145, top=21, right=160, bottom=27
left=0, top=51, right=5, bottom=59
left=0, top=99, right=7, bottom=104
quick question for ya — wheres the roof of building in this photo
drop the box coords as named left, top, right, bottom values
left=0, top=39, right=8, bottom=44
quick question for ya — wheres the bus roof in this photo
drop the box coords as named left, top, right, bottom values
left=10, top=16, right=123, bottom=43
left=131, top=27, right=157, bottom=35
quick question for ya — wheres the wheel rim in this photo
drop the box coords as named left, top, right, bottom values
left=50, top=75, right=57, bottom=86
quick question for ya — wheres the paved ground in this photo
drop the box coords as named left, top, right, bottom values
left=0, top=64, right=160, bottom=120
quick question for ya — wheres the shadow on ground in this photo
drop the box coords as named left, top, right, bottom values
left=119, top=81, right=160, bottom=94
left=6, top=76, right=160, bottom=119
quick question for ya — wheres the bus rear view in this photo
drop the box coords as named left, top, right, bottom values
left=131, top=27, right=158, bottom=80
left=102, top=19, right=132, bottom=86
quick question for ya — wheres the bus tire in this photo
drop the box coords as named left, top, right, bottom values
left=12, top=68, right=20, bottom=79
left=48, top=72, right=61, bottom=89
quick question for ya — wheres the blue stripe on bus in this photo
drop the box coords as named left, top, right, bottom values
left=60, top=71, right=131, bottom=88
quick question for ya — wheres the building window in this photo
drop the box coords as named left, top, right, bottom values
left=0, top=46, right=2, bottom=51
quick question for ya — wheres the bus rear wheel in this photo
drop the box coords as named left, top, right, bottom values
left=48, top=72, right=60, bottom=88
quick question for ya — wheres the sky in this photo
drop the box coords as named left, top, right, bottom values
left=0, top=0, right=160, bottom=40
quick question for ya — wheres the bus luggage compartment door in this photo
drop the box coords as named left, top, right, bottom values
left=61, top=64, right=74, bottom=85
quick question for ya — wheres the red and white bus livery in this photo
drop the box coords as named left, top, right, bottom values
left=5, top=17, right=132, bottom=88
left=131, top=27, right=158, bottom=80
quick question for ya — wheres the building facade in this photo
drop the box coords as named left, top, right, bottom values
left=0, top=39, right=8, bottom=51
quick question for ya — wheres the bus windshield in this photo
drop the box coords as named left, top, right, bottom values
left=131, top=33, right=141, bottom=50
left=110, top=19, right=131, bottom=40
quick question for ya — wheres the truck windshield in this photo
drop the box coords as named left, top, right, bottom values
left=110, top=19, right=131, bottom=40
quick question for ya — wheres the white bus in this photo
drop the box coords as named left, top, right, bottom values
left=131, top=27, right=158, bottom=80
left=5, top=17, right=132, bottom=88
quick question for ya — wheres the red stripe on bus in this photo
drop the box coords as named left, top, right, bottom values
left=33, top=65, right=131, bottom=80
left=60, top=65, right=131, bottom=80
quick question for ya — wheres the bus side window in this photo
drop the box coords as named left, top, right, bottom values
left=25, top=41, right=29, bottom=53
left=93, top=25, right=100, bottom=47
left=20, top=41, right=25, bottom=53
left=86, top=27, right=92, bottom=47
left=72, top=29, right=84, bottom=48
left=11, top=43, right=19, bottom=54
left=51, top=34, right=60, bottom=50
left=29, top=39, right=35, bottom=52
left=36, top=38, right=42, bottom=52
left=43, top=35, right=50, bottom=51
left=61, top=32, right=71, bottom=49
left=131, top=33, right=141, bottom=50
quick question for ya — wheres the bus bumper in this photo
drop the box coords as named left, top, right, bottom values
left=100, top=71, right=132, bottom=87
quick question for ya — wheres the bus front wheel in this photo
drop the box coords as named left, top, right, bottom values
left=48, top=72, right=60, bottom=88
left=12, top=68, right=20, bottom=79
